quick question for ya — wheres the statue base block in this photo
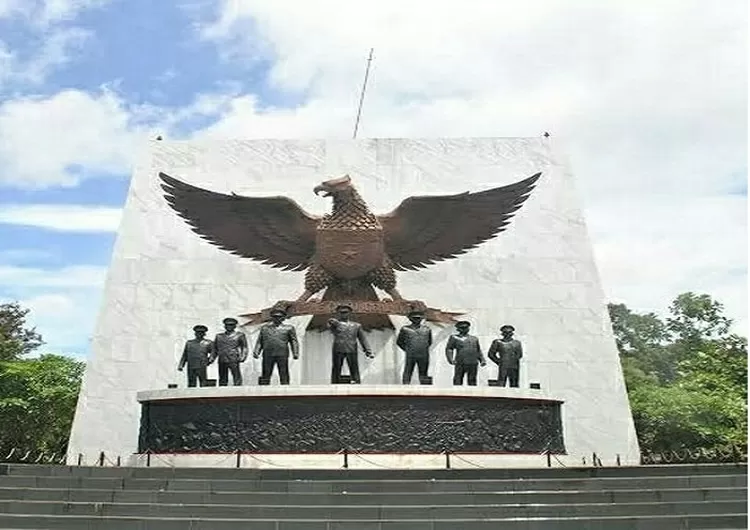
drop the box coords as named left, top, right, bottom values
left=137, top=386, right=565, bottom=454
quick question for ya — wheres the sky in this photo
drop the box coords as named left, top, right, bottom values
left=0, top=0, right=746, bottom=359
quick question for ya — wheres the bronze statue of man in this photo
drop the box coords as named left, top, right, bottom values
left=445, top=320, right=486, bottom=386
left=488, top=324, right=523, bottom=387
left=396, top=310, right=433, bottom=384
left=210, top=317, right=248, bottom=386
left=177, top=324, right=214, bottom=387
left=327, top=304, right=373, bottom=384
left=253, top=308, right=299, bottom=385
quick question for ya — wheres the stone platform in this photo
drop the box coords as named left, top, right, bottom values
left=137, top=386, right=565, bottom=458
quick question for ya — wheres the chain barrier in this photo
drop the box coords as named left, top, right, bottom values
left=1, top=445, right=747, bottom=468
left=641, top=444, right=747, bottom=465
left=0, top=448, right=66, bottom=465
left=450, top=453, right=489, bottom=469
left=346, top=450, right=444, bottom=470
left=551, top=452, right=568, bottom=468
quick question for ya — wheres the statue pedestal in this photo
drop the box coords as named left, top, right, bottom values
left=136, top=386, right=565, bottom=465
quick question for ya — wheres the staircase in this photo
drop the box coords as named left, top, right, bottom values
left=0, top=463, right=746, bottom=529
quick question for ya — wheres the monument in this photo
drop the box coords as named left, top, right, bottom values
left=67, top=138, right=640, bottom=467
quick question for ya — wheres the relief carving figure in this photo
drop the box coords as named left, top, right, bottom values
left=488, top=324, right=523, bottom=387
left=159, top=172, right=541, bottom=329
left=210, top=317, right=248, bottom=386
left=177, top=324, right=214, bottom=388
left=396, top=310, right=433, bottom=384
left=445, top=321, right=486, bottom=386
left=328, top=304, right=373, bottom=384
left=252, top=308, right=299, bottom=385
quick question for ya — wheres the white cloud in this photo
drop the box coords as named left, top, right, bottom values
left=0, top=204, right=122, bottom=231
left=0, top=1, right=110, bottom=86
left=0, top=265, right=108, bottom=355
left=0, top=0, right=110, bottom=26
left=0, top=29, right=90, bottom=87
left=0, top=265, right=107, bottom=288
left=0, top=89, right=150, bottom=188
left=0, top=87, right=244, bottom=188
left=588, top=194, right=747, bottom=333
left=18, top=27, right=91, bottom=84
left=0, top=248, right=55, bottom=263
left=17, top=291, right=101, bottom=356
left=0, top=0, right=23, bottom=18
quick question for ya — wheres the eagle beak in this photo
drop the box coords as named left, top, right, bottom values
left=313, top=184, right=330, bottom=197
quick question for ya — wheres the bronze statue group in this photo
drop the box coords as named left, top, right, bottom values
left=178, top=305, right=523, bottom=388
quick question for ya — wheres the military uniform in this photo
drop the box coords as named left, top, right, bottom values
left=488, top=338, right=523, bottom=387
left=178, top=337, right=213, bottom=387
left=446, top=333, right=485, bottom=386
left=212, top=330, right=248, bottom=386
left=396, top=324, right=433, bottom=384
left=329, top=319, right=372, bottom=384
left=253, top=322, right=299, bottom=385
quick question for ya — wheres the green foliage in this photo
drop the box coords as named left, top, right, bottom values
left=0, top=354, right=84, bottom=453
left=629, top=383, right=741, bottom=452
left=608, top=303, right=676, bottom=383
left=0, top=302, right=43, bottom=361
left=610, top=292, right=748, bottom=454
left=0, top=301, right=84, bottom=453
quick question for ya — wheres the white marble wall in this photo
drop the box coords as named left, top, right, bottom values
left=67, top=138, right=640, bottom=465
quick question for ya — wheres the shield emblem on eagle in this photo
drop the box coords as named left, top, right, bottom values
left=316, top=228, right=385, bottom=279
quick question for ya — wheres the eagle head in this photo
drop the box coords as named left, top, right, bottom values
left=313, top=175, right=353, bottom=198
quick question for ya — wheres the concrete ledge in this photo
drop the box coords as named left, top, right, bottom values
left=136, top=385, right=561, bottom=403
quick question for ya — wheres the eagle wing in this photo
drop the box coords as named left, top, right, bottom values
left=379, top=173, right=541, bottom=271
left=160, top=172, right=319, bottom=271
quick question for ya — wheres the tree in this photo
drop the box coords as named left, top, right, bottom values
left=0, top=302, right=43, bottom=361
left=0, top=301, right=83, bottom=454
left=0, top=355, right=84, bottom=453
left=608, top=303, right=675, bottom=383
left=611, top=292, right=748, bottom=453
left=628, top=383, right=739, bottom=452
left=667, top=293, right=731, bottom=347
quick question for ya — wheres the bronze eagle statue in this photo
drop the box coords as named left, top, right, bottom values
left=159, top=172, right=541, bottom=328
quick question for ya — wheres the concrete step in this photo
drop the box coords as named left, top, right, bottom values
left=0, top=513, right=745, bottom=530
left=0, top=485, right=743, bottom=505
left=0, top=499, right=744, bottom=519
left=3, top=463, right=745, bottom=480
left=0, top=473, right=744, bottom=493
